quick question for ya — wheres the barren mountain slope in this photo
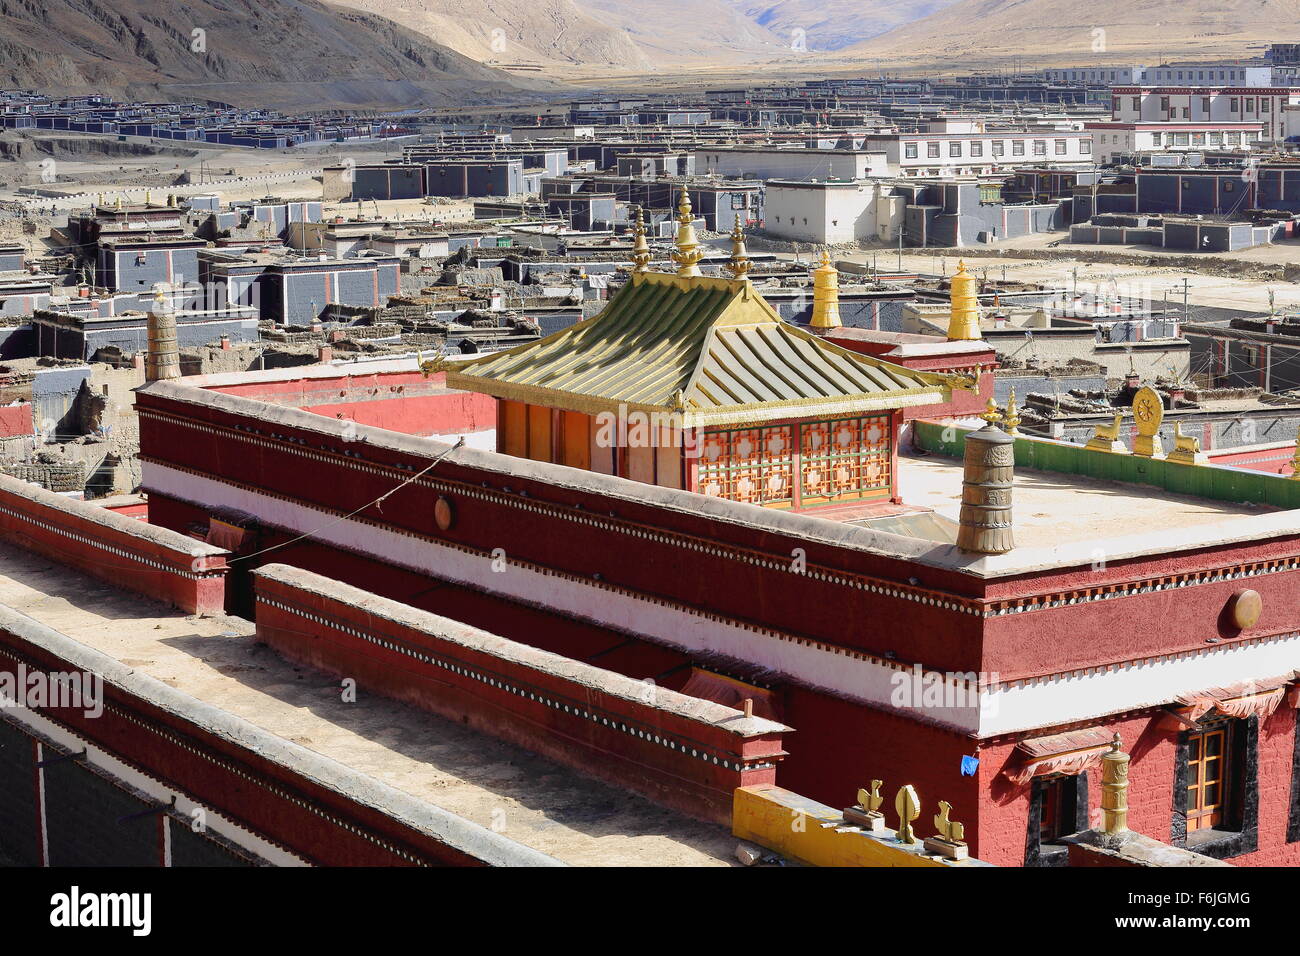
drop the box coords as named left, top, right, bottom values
left=0, top=0, right=547, bottom=110
left=724, top=0, right=961, bottom=51
left=575, top=0, right=786, bottom=62
left=331, top=0, right=653, bottom=68
left=845, top=0, right=1298, bottom=66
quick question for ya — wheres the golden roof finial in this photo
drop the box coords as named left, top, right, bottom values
left=1003, top=387, right=1021, bottom=434
left=979, top=398, right=1003, bottom=425
left=671, top=188, right=703, bottom=278
left=723, top=221, right=751, bottom=279
left=1290, top=423, right=1300, bottom=480
left=810, top=249, right=841, bottom=332
left=1085, top=412, right=1129, bottom=453
left=933, top=800, right=965, bottom=844
left=948, top=258, right=982, bottom=341
left=630, top=205, right=652, bottom=274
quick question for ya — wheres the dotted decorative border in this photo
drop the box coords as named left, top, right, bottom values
left=258, top=592, right=777, bottom=773
left=0, top=501, right=216, bottom=581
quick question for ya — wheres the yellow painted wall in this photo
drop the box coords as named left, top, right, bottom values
left=733, top=785, right=989, bottom=868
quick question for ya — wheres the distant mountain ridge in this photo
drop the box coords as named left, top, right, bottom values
left=843, top=0, right=1299, bottom=66
left=331, top=0, right=655, bottom=68
left=331, top=0, right=970, bottom=70
left=0, top=0, right=547, bottom=110
left=722, top=0, right=962, bottom=52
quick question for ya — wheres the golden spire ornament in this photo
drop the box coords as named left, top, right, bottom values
left=979, top=398, right=1003, bottom=425
left=1003, top=387, right=1021, bottom=434
left=947, top=259, right=982, bottom=341
left=723, top=221, right=751, bottom=279
left=895, top=785, right=920, bottom=844
left=671, top=189, right=703, bottom=278
left=810, top=249, right=842, bottom=333
left=630, top=205, right=652, bottom=274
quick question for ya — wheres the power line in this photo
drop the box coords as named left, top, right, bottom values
left=227, top=436, right=465, bottom=565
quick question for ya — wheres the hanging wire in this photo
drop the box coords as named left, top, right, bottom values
left=227, top=436, right=465, bottom=565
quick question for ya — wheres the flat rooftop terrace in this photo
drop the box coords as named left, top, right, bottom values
left=892, top=451, right=1273, bottom=548
left=0, top=542, right=735, bottom=866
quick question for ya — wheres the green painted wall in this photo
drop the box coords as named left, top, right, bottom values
left=913, top=420, right=1300, bottom=510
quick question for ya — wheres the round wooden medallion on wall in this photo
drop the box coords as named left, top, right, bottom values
left=1230, top=589, right=1262, bottom=630
left=434, top=495, right=455, bottom=531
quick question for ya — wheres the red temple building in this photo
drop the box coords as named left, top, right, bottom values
left=2, top=225, right=1299, bottom=868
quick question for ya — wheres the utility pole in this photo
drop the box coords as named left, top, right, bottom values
left=1265, top=289, right=1277, bottom=393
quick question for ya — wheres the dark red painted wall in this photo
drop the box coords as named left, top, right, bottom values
left=0, top=481, right=226, bottom=615
left=0, top=404, right=32, bottom=439
left=254, top=570, right=786, bottom=824
left=0, top=630, right=482, bottom=866
left=976, top=707, right=1300, bottom=868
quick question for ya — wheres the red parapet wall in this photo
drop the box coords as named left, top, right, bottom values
left=204, top=368, right=497, bottom=437
left=0, top=625, right=497, bottom=866
left=0, top=404, right=32, bottom=439
left=252, top=564, right=790, bottom=825
left=1205, top=444, right=1296, bottom=477
left=0, top=474, right=228, bottom=615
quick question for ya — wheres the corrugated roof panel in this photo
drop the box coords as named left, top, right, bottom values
left=719, top=328, right=807, bottom=402
left=446, top=271, right=952, bottom=419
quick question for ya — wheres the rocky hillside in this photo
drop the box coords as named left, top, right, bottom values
left=332, top=0, right=654, bottom=69
left=0, top=0, right=549, bottom=110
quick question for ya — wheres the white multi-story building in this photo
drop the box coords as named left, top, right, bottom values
left=1045, top=66, right=1146, bottom=85
left=861, top=127, right=1094, bottom=177
left=693, top=147, right=887, bottom=181
left=1142, top=62, right=1275, bottom=87
left=1109, top=86, right=1300, bottom=141
left=1087, top=123, right=1264, bottom=162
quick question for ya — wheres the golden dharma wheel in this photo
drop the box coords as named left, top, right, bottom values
left=1131, top=386, right=1164, bottom=437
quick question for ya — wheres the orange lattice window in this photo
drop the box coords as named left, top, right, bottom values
left=799, top=415, right=892, bottom=507
left=699, top=425, right=794, bottom=507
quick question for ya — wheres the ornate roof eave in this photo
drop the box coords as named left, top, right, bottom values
left=442, top=370, right=951, bottom=429
left=682, top=387, right=950, bottom=428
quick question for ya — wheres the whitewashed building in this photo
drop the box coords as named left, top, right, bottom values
left=1109, top=86, right=1300, bottom=142
left=762, top=180, right=904, bottom=244
left=693, top=147, right=888, bottom=181
left=1088, top=123, right=1265, bottom=162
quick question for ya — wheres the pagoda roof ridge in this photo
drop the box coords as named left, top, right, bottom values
left=445, top=271, right=957, bottom=427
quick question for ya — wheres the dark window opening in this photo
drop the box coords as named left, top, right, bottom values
left=1172, top=715, right=1258, bottom=859
left=1024, top=772, right=1088, bottom=867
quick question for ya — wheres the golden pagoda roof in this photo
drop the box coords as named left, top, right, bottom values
left=444, top=271, right=956, bottom=427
